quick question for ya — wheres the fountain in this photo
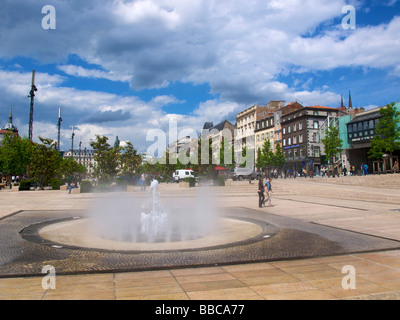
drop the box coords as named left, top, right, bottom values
left=33, top=179, right=270, bottom=254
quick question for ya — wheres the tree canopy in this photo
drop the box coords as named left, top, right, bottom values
left=368, top=102, right=400, bottom=160
left=321, top=126, right=343, bottom=164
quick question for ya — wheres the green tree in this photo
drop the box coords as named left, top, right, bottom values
left=30, top=137, right=61, bottom=188
left=90, top=135, right=121, bottom=184
left=256, top=140, right=274, bottom=172
left=273, top=142, right=286, bottom=168
left=0, top=133, right=32, bottom=176
left=121, top=141, right=142, bottom=180
left=59, top=157, right=87, bottom=181
left=368, top=103, right=400, bottom=160
left=321, top=126, right=343, bottom=165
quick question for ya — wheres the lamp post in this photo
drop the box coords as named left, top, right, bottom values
left=57, top=108, right=62, bottom=152
left=71, top=126, right=75, bottom=157
left=28, top=70, right=38, bottom=141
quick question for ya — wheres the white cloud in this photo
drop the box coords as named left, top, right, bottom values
left=1, top=0, right=400, bottom=151
left=58, top=65, right=132, bottom=82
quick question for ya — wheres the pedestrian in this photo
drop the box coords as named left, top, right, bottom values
left=140, top=173, right=146, bottom=191
left=264, top=177, right=273, bottom=207
left=257, top=178, right=265, bottom=208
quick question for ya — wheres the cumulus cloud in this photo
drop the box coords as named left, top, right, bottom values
left=0, top=0, right=399, bottom=150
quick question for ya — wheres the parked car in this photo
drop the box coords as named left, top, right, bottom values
left=172, top=169, right=195, bottom=182
left=230, top=168, right=265, bottom=181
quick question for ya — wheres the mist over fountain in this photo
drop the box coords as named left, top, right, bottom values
left=88, top=179, right=220, bottom=245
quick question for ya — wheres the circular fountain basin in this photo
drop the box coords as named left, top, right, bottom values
left=38, top=216, right=271, bottom=252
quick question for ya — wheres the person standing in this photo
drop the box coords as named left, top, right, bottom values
left=258, top=178, right=265, bottom=208
left=140, top=173, right=146, bottom=191
left=264, top=177, right=273, bottom=207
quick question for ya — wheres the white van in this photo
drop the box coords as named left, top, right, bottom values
left=173, top=169, right=195, bottom=182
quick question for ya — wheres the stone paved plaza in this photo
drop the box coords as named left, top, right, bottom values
left=1, top=175, right=400, bottom=300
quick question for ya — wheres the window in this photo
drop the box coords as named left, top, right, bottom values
left=369, top=120, right=374, bottom=129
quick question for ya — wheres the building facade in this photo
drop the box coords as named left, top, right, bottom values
left=63, top=149, right=97, bottom=176
left=281, top=105, right=344, bottom=175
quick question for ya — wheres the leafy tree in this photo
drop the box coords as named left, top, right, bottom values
left=59, top=157, right=86, bottom=182
left=368, top=102, right=400, bottom=160
left=273, top=142, right=286, bottom=168
left=30, top=137, right=61, bottom=188
left=0, top=133, right=32, bottom=176
left=120, top=141, right=142, bottom=180
left=256, top=140, right=274, bottom=172
left=90, top=135, right=121, bottom=184
left=321, top=126, right=343, bottom=165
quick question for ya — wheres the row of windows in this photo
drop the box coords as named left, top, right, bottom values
left=282, top=122, right=304, bottom=134
left=256, top=132, right=274, bottom=142
left=283, top=135, right=304, bottom=147
left=348, top=130, right=375, bottom=139
left=348, top=119, right=379, bottom=133
left=256, top=118, right=274, bottom=130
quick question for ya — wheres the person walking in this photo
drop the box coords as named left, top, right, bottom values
left=257, top=178, right=265, bottom=208
left=264, top=177, right=273, bottom=207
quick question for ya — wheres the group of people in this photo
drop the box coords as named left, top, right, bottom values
left=257, top=177, right=273, bottom=208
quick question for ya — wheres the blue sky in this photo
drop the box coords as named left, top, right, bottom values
left=0, top=0, right=399, bottom=152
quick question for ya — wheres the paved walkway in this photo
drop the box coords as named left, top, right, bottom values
left=1, top=176, right=400, bottom=300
